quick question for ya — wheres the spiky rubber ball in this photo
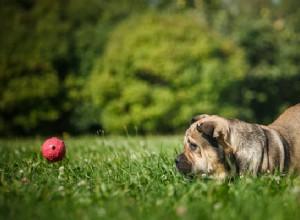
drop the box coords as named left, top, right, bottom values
left=41, top=137, right=66, bottom=162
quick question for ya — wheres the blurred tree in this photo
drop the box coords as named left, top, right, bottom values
left=1, top=1, right=70, bottom=135
left=0, top=0, right=148, bottom=135
left=87, top=11, right=247, bottom=134
left=188, top=0, right=300, bottom=123
left=227, top=0, right=300, bottom=123
left=0, top=0, right=104, bottom=135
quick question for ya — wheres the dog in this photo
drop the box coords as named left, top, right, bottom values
left=175, top=104, right=300, bottom=179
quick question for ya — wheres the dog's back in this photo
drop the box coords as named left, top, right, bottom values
left=268, top=104, right=300, bottom=171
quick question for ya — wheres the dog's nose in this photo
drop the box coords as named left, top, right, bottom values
left=175, top=157, right=180, bottom=164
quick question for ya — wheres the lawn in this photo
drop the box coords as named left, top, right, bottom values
left=1, top=135, right=300, bottom=220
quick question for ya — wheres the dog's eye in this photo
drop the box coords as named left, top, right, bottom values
left=189, top=143, right=197, bottom=151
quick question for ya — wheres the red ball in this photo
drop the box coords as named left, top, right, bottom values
left=41, top=137, right=66, bottom=162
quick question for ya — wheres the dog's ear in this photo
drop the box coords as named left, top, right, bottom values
left=196, top=121, right=215, bottom=137
left=190, top=114, right=209, bottom=125
left=196, top=120, right=232, bottom=151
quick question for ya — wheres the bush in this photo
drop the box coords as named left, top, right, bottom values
left=87, top=11, right=247, bottom=134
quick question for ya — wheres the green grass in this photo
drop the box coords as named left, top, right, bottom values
left=1, top=135, right=300, bottom=220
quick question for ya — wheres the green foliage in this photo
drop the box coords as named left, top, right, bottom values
left=1, top=136, right=300, bottom=220
left=227, top=1, right=300, bottom=123
left=0, top=0, right=113, bottom=135
left=1, top=0, right=299, bottom=135
left=1, top=1, right=73, bottom=135
left=88, top=11, right=246, bottom=134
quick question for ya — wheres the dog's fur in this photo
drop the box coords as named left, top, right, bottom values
left=175, top=104, right=300, bottom=178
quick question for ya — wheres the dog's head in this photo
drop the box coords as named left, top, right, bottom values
left=175, top=115, right=233, bottom=179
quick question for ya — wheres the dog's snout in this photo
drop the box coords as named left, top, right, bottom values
left=175, top=153, right=192, bottom=174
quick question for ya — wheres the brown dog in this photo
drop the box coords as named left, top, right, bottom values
left=175, top=104, right=300, bottom=178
